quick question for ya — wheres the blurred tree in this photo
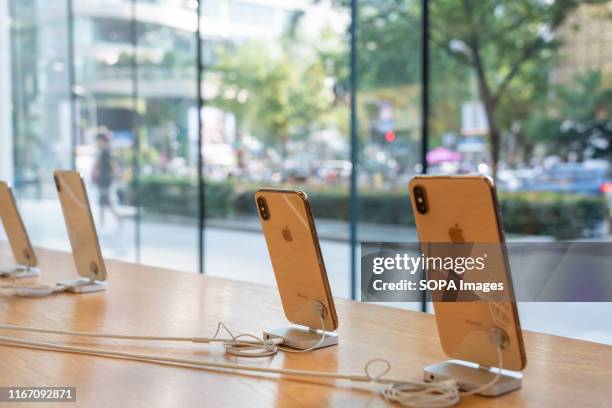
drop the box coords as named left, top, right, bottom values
left=328, top=0, right=425, bottom=149
left=328, top=0, right=420, bottom=89
left=328, top=0, right=583, bottom=170
left=524, top=70, right=612, bottom=160
left=430, top=0, right=605, bottom=180
left=209, top=40, right=333, bottom=156
left=496, top=52, right=554, bottom=164
left=356, top=0, right=421, bottom=89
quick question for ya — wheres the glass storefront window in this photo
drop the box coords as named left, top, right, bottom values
left=201, top=0, right=352, bottom=297
left=2, top=0, right=610, bottom=344
left=9, top=0, right=73, bottom=251
left=429, top=0, right=612, bottom=340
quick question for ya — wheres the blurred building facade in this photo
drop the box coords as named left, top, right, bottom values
left=6, top=0, right=312, bottom=192
left=554, top=2, right=612, bottom=88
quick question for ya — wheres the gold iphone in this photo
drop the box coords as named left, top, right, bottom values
left=0, top=181, right=38, bottom=268
left=255, top=189, right=338, bottom=331
left=54, top=170, right=107, bottom=282
left=409, top=175, right=526, bottom=371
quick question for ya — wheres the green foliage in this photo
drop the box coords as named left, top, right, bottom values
left=431, top=0, right=572, bottom=83
left=333, top=0, right=603, bottom=172
left=137, top=175, right=234, bottom=218
left=137, top=176, right=607, bottom=240
left=428, top=0, right=602, bottom=176
left=208, top=39, right=335, bottom=153
left=356, top=0, right=421, bottom=89
left=524, top=70, right=612, bottom=159
left=235, top=187, right=414, bottom=225
left=498, top=192, right=606, bottom=240
left=137, top=175, right=198, bottom=216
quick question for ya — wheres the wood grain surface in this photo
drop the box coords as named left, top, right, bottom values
left=0, top=245, right=610, bottom=407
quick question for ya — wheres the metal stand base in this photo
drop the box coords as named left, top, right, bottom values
left=0, top=265, right=41, bottom=279
left=58, top=278, right=107, bottom=294
left=263, top=326, right=338, bottom=350
left=424, top=360, right=522, bottom=396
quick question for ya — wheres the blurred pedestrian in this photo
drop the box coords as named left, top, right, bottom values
left=92, top=127, right=121, bottom=227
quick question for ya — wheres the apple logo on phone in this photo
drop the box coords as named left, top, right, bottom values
left=448, top=223, right=465, bottom=243
left=282, top=226, right=293, bottom=242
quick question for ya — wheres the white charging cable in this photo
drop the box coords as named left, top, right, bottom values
left=0, top=322, right=281, bottom=358
left=0, top=297, right=506, bottom=408
left=0, top=303, right=330, bottom=357
left=277, top=314, right=327, bottom=354
left=364, top=359, right=459, bottom=407
left=1, top=279, right=108, bottom=298
left=0, top=278, right=69, bottom=297
left=374, top=346, right=503, bottom=407
left=0, top=317, right=328, bottom=359
left=209, top=322, right=282, bottom=357
left=0, top=269, right=25, bottom=279
left=0, top=329, right=504, bottom=408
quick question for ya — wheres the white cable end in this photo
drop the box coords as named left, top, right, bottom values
left=437, top=378, right=458, bottom=388
left=191, top=337, right=211, bottom=343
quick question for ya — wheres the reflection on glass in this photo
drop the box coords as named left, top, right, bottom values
left=355, top=0, right=421, bottom=309
left=3, top=0, right=610, bottom=344
left=428, top=1, right=611, bottom=242
left=202, top=0, right=351, bottom=297
left=134, top=0, right=198, bottom=272
left=9, top=0, right=72, bottom=251
left=429, top=1, right=612, bottom=343
left=73, top=0, right=137, bottom=262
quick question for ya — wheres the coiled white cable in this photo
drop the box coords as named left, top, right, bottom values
left=365, top=359, right=459, bottom=407
left=0, top=303, right=330, bottom=357
left=0, top=322, right=282, bottom=358
left=0, top=317, right=329, bottom=358
left=1, top=278, right=108, bottom=297
left=209, top=322, right=281, bottom=357
left=0, top=278, right=69, bottom=297
left=0, top=269, right=25, bottom=279
left=0, top=330, right=504, bottom=407
left=372, top=346, right=503, bottom=407
left=0, top=333, right=366, bottom=380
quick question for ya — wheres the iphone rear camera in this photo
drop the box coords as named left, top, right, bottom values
left=413, top=186, right=428, bottom=214
left=257, top=197, right=270, bottom=220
